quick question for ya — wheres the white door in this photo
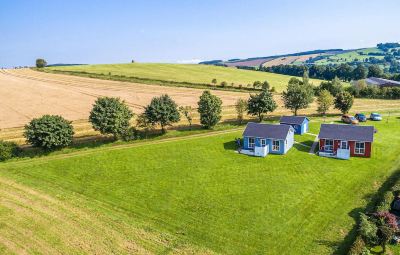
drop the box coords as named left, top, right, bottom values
left=340, top=141, right=348, bottom=149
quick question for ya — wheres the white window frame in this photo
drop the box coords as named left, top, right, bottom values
left=355, top=142, right=365, bottom=155
left=260, top=138, right=266, bottom=147
left=325, top=139, right=334, bottom=152
left=340, top=140, right=348, bottom=150
left=248, top=137, right=255, bottom=149
left=272, top=140, right=280, bottom=151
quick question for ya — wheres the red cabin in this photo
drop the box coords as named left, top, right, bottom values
left=318, top=124, right=374, bottom=159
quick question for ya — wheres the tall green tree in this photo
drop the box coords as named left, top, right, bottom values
left=353, top=64, right=368, bottom=80
left=247, top=88, right=277, bottom=122
left=197, top=91, right=222, bottom=129
left=144, top=94, right=180, bottom=133
left=316, top=90, right=334, bottom=115
left=24, top=115, right=74, bottom=150
left=368, top=64, right=383, bottom=78
left=262, top=80, right=270, bottom=90
left=334, top=91, right=354, bottom=114
left=89, top=97, right=134, bottom=139
left=235, top=98, right=248, bottom=124
left=282, top=78, right=314, bottom=115
left=35, top=58, right=47, bottom=68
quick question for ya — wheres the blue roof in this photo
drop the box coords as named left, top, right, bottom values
left=280, top=116, right=309, bottom=125
left=243, top=123, right=292, bottom=140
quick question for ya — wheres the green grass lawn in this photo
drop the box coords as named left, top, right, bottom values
left=45, top=63, right=323, bottom=92
left=1, top=119, right=400, bottom=254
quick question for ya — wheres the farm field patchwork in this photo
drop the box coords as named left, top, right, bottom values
left=1, top=119, right=400, bottom=254
left=45, top=63, right=324, bottom=92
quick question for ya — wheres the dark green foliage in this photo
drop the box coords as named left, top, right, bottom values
left=35, top=58, right=47, bottom=68
left=282, top=77, right=314, bottom=116
left=24, top=115, right=74, bottom=150
left=253, top=81, right=262, bottom=89
left=120, top=127, right=138, bottom=141
left=211, top=78, right=217, bottom=85
left=367, top=65, right=383, bottom=78
left=220, top=81, right=228, bottom=88
left=353, top=65, right=368, bottom=80
left=247, top=88, right=277, bottom=121
left=359, top=213, right=378, bottom=246
left=144, top=94, right=180, bottom=133
left=262, top=80, right=270, bottom=90
left=136, top=113, right=155, bottom=138
left=89, top=97, right=134, bottom=138
left=334, top=91, right=354, bottom=114
left=197, top=91, right=222, bottom=129
left=317, top=77, right=343, bottom=97
left=0, top=141, right=20, bottom=161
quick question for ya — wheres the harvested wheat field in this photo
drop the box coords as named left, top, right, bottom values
left=1, top=68, right=400, bottom=144
left=0, top=68, right=249, bottom=129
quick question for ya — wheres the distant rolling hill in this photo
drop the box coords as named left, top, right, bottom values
left=200, top=43, right=400, bottom=73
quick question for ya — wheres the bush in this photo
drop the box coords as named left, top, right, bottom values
left=348, top=236, right=367, bottom=255
left=144, top=94, right=180, bottom=133
left=0, top=141, right=20, bottom=161
left=24, top=115, right=74, bottom=150
left=359, top=213, right=378, bottom=246
left=120, top=127, right=138, bottom=141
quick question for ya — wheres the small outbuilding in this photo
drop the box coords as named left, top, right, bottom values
left=279, top=116, right=310, bottom=135
left=241, top=122, right=295, bottom=157
left=318, top=124, right=374, bottom=159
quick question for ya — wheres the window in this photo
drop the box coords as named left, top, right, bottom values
left=260, top=139, right=266, bottom=147
left=248, top=137, right=255, bottom=148
left=340, top=141, right=348, bottom=149
left=325, top=139, right=333, bottom=152
left=272, top=140, right=280, bottom=151
left=355, top=142, right=365, bottom=154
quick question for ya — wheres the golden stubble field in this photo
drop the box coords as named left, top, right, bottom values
left=1, top=68, right=399, bottom=144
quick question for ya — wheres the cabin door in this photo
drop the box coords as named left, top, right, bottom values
left=340, top=141, right=348, bottom=149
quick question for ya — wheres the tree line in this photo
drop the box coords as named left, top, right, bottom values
left=0, top=74, right=376, bottom=162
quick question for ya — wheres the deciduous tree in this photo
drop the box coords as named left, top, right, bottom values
left=282, top=78, right=314, bottom=115
left=334, top=91, right=354, bottom=114
left=89, top=97, right=134, bottom=139
left=316, top=90, right=334, bottom=115
left=145, top=94, right=180, bottom=133
left=247, top=88, right=277, bottom=122
left=179, top=106, right=194, bottom=130
left=234, top=98, right=248, bottom=124
left=197, top=91, right=222, bottom=129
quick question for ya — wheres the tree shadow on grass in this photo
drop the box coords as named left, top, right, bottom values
left=315, top=168, right=400, bottom=254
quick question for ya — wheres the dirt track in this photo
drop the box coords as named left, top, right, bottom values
left=0, top=69, right=248, bottom=129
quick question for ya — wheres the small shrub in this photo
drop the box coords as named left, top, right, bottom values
left=270, top=86, right=276, bottom=92
left=0, top=141, right=20, bottom=161
left=120, top=127, right=138, bottom=141
left=348, top=236, right=366, bottom=255
left=359, top=213, right=378, bottom=245
left=220, top=81, right=227, bottom=88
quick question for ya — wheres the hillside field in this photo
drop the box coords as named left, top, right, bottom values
left=45, top=63, right=324, bottom=92
left=1, top=119, right=400, bottom=254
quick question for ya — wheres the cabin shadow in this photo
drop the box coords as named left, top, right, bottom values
left=316, top=168, right=400, bottom=254
left=293, top=142, right=312, bottom=153
left=223, top=140, right=238, bottom=151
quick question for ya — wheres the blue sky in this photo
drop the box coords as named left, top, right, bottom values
left=1, top=0, right=400, bottom=67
